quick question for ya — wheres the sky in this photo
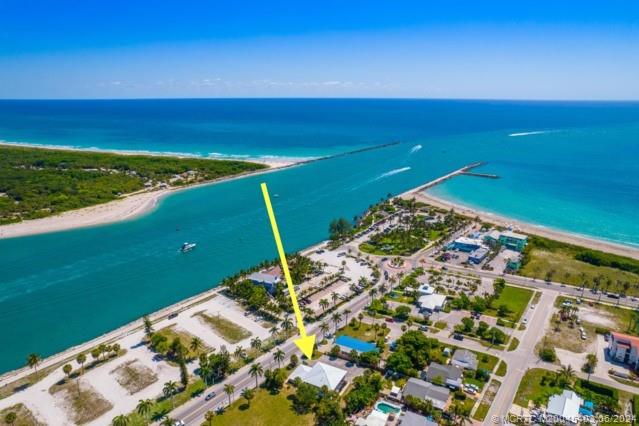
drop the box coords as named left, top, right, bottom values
left=0, top=0, right=638, bottom=100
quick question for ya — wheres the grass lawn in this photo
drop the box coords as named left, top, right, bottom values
left=197, top=312, right=252, bottom=344
left=508, top=338, right=520, bottom=352
left=210, top=386, right=314, bottom=426
left=473, top=402, right=490, bottom=421
left=495, top=361, right=507, bottom=377
left=337, top=322, right=389, bottom=342
left=111, top=359, right=158, bottom=394
left=485, top=285, right=534, bottom=322
left=519, top=238, right=639, bottom=296
left=51, top=381, right=113, bottom=425
left=156, top=325, right=211, bottom=359
left=0, top=403, right=43, bottom=426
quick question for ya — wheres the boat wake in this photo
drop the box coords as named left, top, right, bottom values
left=374, top=166, right=411, bottom=180
left=409, top=144, right=422, bottom=154
left=508, top=130, right=552, bottom=137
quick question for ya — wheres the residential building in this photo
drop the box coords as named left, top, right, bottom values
left=398, top=411, right=438, bottom=426
left=468, top=247, right=489, bottom=264
left=355, top=410, right=388, bottom=426
left=402, top=377, right=450, bottom=410
left=451, top=349, right=478, bottom=370
left=248, top=272, right=282, bottom=294
left=498, top=230, right=528, bottom=251
left=423, top=363, right=463, bottom=389
left=546, top=390, right=583, bottom=425
left=449, top=237, right=482, bottom=252
left=483, top=230, right=501, bottom=246
left=608, top=332, right=639, bottom=369
left=417, top=294, right=447, bottom=313
left=288, top=361, right=347, bottom=392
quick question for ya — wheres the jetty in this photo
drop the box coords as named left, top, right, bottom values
left=402, top=162, right=484, bottom=195
left=461, top=171, right=499, bottom=179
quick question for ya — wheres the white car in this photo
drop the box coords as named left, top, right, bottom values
left=522, top=318, right=528, bottom=325
left=530, top=304, right=536, bottom=309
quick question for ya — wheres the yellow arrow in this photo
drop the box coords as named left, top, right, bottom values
left=260, top=183, right=315, bottom=359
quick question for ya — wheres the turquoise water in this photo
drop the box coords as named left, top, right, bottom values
left=0, top=99, right=638, bottom=373
left=375, top=401, right=402, bottom=414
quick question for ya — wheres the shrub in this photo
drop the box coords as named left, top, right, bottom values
left=539, top=347, right=557, bottom=362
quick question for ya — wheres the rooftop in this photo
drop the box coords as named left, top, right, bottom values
left=452, top=349, right=478, bottom=370
left=425, top=363, right=462, bottom=382
left=417, top=294, right=447, bottom=310
left=335, top=335, right=379, bottom=353
left=398, top=411, right=438, bottom=426
left=547, top=390, right=583, bottom=422
left=247, top=271, right=280, bottom=285
left=611, top=331, right=639, bottom=349
left=288, top=361, right=347, bottom=391
left=501, top=230, right=528, bottom=240
left=403, top=377, right=450, bottom=410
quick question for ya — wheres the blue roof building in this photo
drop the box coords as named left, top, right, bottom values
left=335, top=335, right=379, bottom=354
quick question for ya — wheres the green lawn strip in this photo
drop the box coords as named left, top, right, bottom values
left=484, top=285, right=533, bottom=322
left=495, top=361, right=507, bottom=377
left=208, top=386, right=314, bottom=426
left=508, top=338, right=520, bottom=352
left=336, top=322, right=389, bottom=342
left=197, top=312, right=252, bottom=344
left=155, top=325, right=211, bottom=359
left=519, top=237, right=639, bottom=296
left=472, top=402, right=490, bottom=421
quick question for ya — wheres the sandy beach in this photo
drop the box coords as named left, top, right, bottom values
left=410, top=191, right=639, bottom=261
left=0, top=155, right=301, bottom=239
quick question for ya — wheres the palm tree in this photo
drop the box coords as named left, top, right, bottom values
left=63, top=364, right=73, bottom=382
left=343, top=309, right=352, bottom=323
left=234, top=345, right=246, bottom=360
left=319, top=299, right=329, bottom=312
left=112, top=414, right=130, bottom=426
left=163, top=381, right=178, bottom=409
left=143, top=314, right=154, bottom=338
left=331, top=312, right=343, bottom=333
left=241, top=387, right=255, bottom=406
left=160, top=416, right=174, bottom=426
left=224, top=383, right=235, bottom=406
left=250, top=337, right=262, bottom=353
left=558, top=364, right=576, bottom=387
left=273, top=349, right=285, bottom=368
left=281, top=316, right=294, bottom=338
left=369, top=287, right=378, bottom=303
left=269, top=325, right=279, bottom=339
left=584, top=354, right=598, bottom=381
left=204, top=410, right=215, bottom=425
left=190, top=337, right=203, bottom=354
left=358, top=312, right=364, bottom=326
left=136, top=399, right=153, bottom=424
left=331, top=292, right=339, bottom=305
left=26, top=353, right=41, bottom=378
left=319, top=322, right=330, bottom=339
left=76, top=353, right=86, bottom=375
left=249, top=363, right=264, bottom=388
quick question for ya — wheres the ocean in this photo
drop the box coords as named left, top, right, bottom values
left=0, top=98, right=638, bottom=373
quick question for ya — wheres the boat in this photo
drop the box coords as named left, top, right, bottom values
left=180, top=242, right=196, bottom=253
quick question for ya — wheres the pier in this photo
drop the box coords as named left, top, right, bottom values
left=403, top=161, right=484, bottom=195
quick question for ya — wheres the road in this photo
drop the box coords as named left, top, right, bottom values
left=170, top=278, right=375, bottom=425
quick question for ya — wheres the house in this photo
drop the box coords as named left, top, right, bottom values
left=398, top=411, right=438, bottom=426
left=608, top=332, right=639, bottom=369
left=417, top=294, right=447, bottom=313
left=449, top=237, right=482, bottom=252
left=468, top=247, right=489, bottom=264
left=247, top=265, right=282, bottom=294
left=451, top=349, right=478, bottom=370
left=546, top=390, right=583, bottom=425
left=288, top=361, right=347, bottom=392
left=423, top=363, right=463, bottom=389
left=335, top=335, right=379, bottom=355
left=402, top=377, right=450, bottom=410
left=355, top=410, right=388, bottom=426
left=498, top=230, right=528, bottom=252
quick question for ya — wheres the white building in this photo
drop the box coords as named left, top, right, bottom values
left=288, top=361, right=347, bottom=392
left=546, top=390, right=583, bottom=425
left=608, top=332, right=639, bottom=369
left=417, top=294, right=447, bottom=312
left=417, top=284, right=435, bottom=296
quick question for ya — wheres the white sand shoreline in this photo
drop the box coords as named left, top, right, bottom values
left=411, top=190, right=639, bottom=260
left=0, top=144, right=306, bottom=239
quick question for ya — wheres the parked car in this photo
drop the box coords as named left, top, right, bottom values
left=385, top=318, right=394, bottom=323
left=205, top=392, right=217, bottom=401
left=168, top=312, right=179, bottom=319
left=453, top=333, right=464, bottom=341
left=419, top=325, right=429, bottom=331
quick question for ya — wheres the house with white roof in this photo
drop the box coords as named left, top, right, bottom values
left=417, top=294, right=447, bottom=313
left=288, top=361, right=347, bottom=392
left=546, top=390, right=583, bottom=425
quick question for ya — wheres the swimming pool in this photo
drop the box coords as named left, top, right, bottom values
left=335, top=335, right=379, bottom=353
left=375, top=400, right=401, bottom=414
